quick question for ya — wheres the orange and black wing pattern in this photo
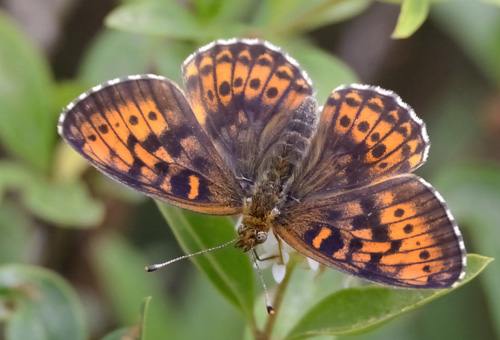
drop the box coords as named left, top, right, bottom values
left=58, top=75, right=242, bottom=215
left=275, top=174, right=466, bottom=288
left=182, top=39, right=313, bottom=187
left=292, top=85, right=429, bottom=198
left=276, top=85, right=466, bottom=288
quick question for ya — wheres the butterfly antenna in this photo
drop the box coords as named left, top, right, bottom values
left=145, top=238, right=237, bottom=272
left=252, top=250, right=275, bottom=315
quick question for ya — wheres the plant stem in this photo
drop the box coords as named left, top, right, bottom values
left=258, top=259, right=298, bottom=340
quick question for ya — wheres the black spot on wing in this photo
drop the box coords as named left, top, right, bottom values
left=142, top=133, right=161, bottom=152
left=386, top=240, right=402, bottom=255
left=159, top=125, right=191, bottom=158
left=200, top=64, right=213, bottom=76
left=153, top=161, right=169, bottom=177
left=371, top=227, right=388, bottom=241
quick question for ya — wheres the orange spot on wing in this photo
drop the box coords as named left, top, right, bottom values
left=86, top=115, right=134, bottom=165
left=139, top=101, right=170, bottom=135
left=352, top=253, right=371, bottom=263
left=382, top=131, right=405, bottom=153
left=134, top=144, right=158, bottom=170
left=233, top=50, right=251, bottom=96
left=191, top=101, right=207, bottom=127
left=116, top=103, right=150, bottom=142
left=215, top=50, right=233, bottom=106
left=184, top=63, right=198, bottom=79
left=188, top=175, right=200, bottom=200
left=199, top=57, right=218, bottom=112
left=351, top=228, right=372, bottom=239
left=399, top=233, right=434, bottom=251
left=360, top=240, right=391, bottom=253
left=350, top=106, right=380, bottom=143
left=334, top=104, right=357, bottom=133
left=262, top=74, right=289, bottom=106
left=246, top=65, right=271, bottom=99
left=312, top=227, right=332, bottom=249
left=153, top=147, right=173, bottom=163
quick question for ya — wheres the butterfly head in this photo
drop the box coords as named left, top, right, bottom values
left=235, top=216, right=270, bottom=252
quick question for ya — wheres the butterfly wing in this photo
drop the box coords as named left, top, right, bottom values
left=274, top=174, right=466, bottom=288
left=291, top=85, right=429, bottom=199
left=274, top=85, right=466, bottom=288
left=59, top=75, right=243, bottom=215
left=182, top=39, right=313, bottom=192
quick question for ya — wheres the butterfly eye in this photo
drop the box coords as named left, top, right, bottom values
left=255, top=231, right=267, bottom=244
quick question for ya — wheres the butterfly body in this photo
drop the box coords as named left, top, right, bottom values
left=237, top=96, right=319, bottom=251
left=59, top=38, right=466, bottom=289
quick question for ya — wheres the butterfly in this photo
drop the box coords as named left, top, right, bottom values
left=58, top=38, right=466, bottom=288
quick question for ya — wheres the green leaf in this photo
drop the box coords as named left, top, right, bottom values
left=392, top=0, right=430, bottom=39
left=177, top=269, right=246, bottom=339
left=101, top=328, right=139, bottom=340
left=79, top=29, right=193, bottom=88
left=91, top=234, right=180, bottom=339
left=0, top=12, right=56, bottom=173
left=432, top=2, right=500, bottom=85
left=100, top=296, right=150, bottom=340
left=0, top=160, right=104, bottom=227
left=255, top=0, right=370, bottom=35
left=79, top=29, right=161, bottom=86
left=0, top=202, right=34, bottom=263
left=157, top=204, right=255, bottom=322
left=53, top=142, right=91, bottom=183
left=286, top=254, right=492, bottom=339
left=193, top=0, right=255, bottom=23
left=192, top=0, right=221, bottom=19
left=433, top=163, right=500, bottom=338
left=254, top=260, right=347, bottom=339
left=280, top=40, right=358, bottom=104
left=140, top=296, right=151, bottom=340
left=105, top=1, right=204, bottom=40
left=0, top=161, right=34, bottom=197
left=478, top=0, right=500, bottom=5
left=152, top=40, right=196, bottom=85
left=0, top=264, right=87, bottom=340
left=22, top=179, right=105, bottom=228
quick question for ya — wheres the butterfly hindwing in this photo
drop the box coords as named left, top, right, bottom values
left=274, top=174, right=466, bottom=288
left=182, top=40, right=313, bottom=189
left=59, top=75, right=243, bottom=214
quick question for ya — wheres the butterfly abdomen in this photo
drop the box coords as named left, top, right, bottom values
left=246, top=97, right=318, bottom=220
left=274, top=97, right=318, bottom=175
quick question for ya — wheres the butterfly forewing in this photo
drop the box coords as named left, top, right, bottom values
left=59, top=76, right=243, bottom=214
left=182, top=40, right=313, bottom=189
left=292, top=85, right=429, bottom=199
left=274, top=174, right=465, bottom=288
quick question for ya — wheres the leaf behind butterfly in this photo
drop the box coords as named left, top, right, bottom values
left=157, top=203, right=255, bottom=322
left=285, top=254, right=492, bottom=339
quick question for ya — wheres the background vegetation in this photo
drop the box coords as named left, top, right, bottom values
left=0, top=0, right=498, bottom=339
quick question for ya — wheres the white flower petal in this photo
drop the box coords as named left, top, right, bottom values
left=272, top=264, right=286, bottom=283
left=262, top=232, right=279, bottom=252
left=343, top=275, right=353, bottom=289
left=307, top=258, right=319, bottom=271
left=254, top=253, right=274, bottom=269
left=281, top=251, right=290, bottom=265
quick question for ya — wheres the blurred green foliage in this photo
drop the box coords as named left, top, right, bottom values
left=0, top=0, right=499, bottom=339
